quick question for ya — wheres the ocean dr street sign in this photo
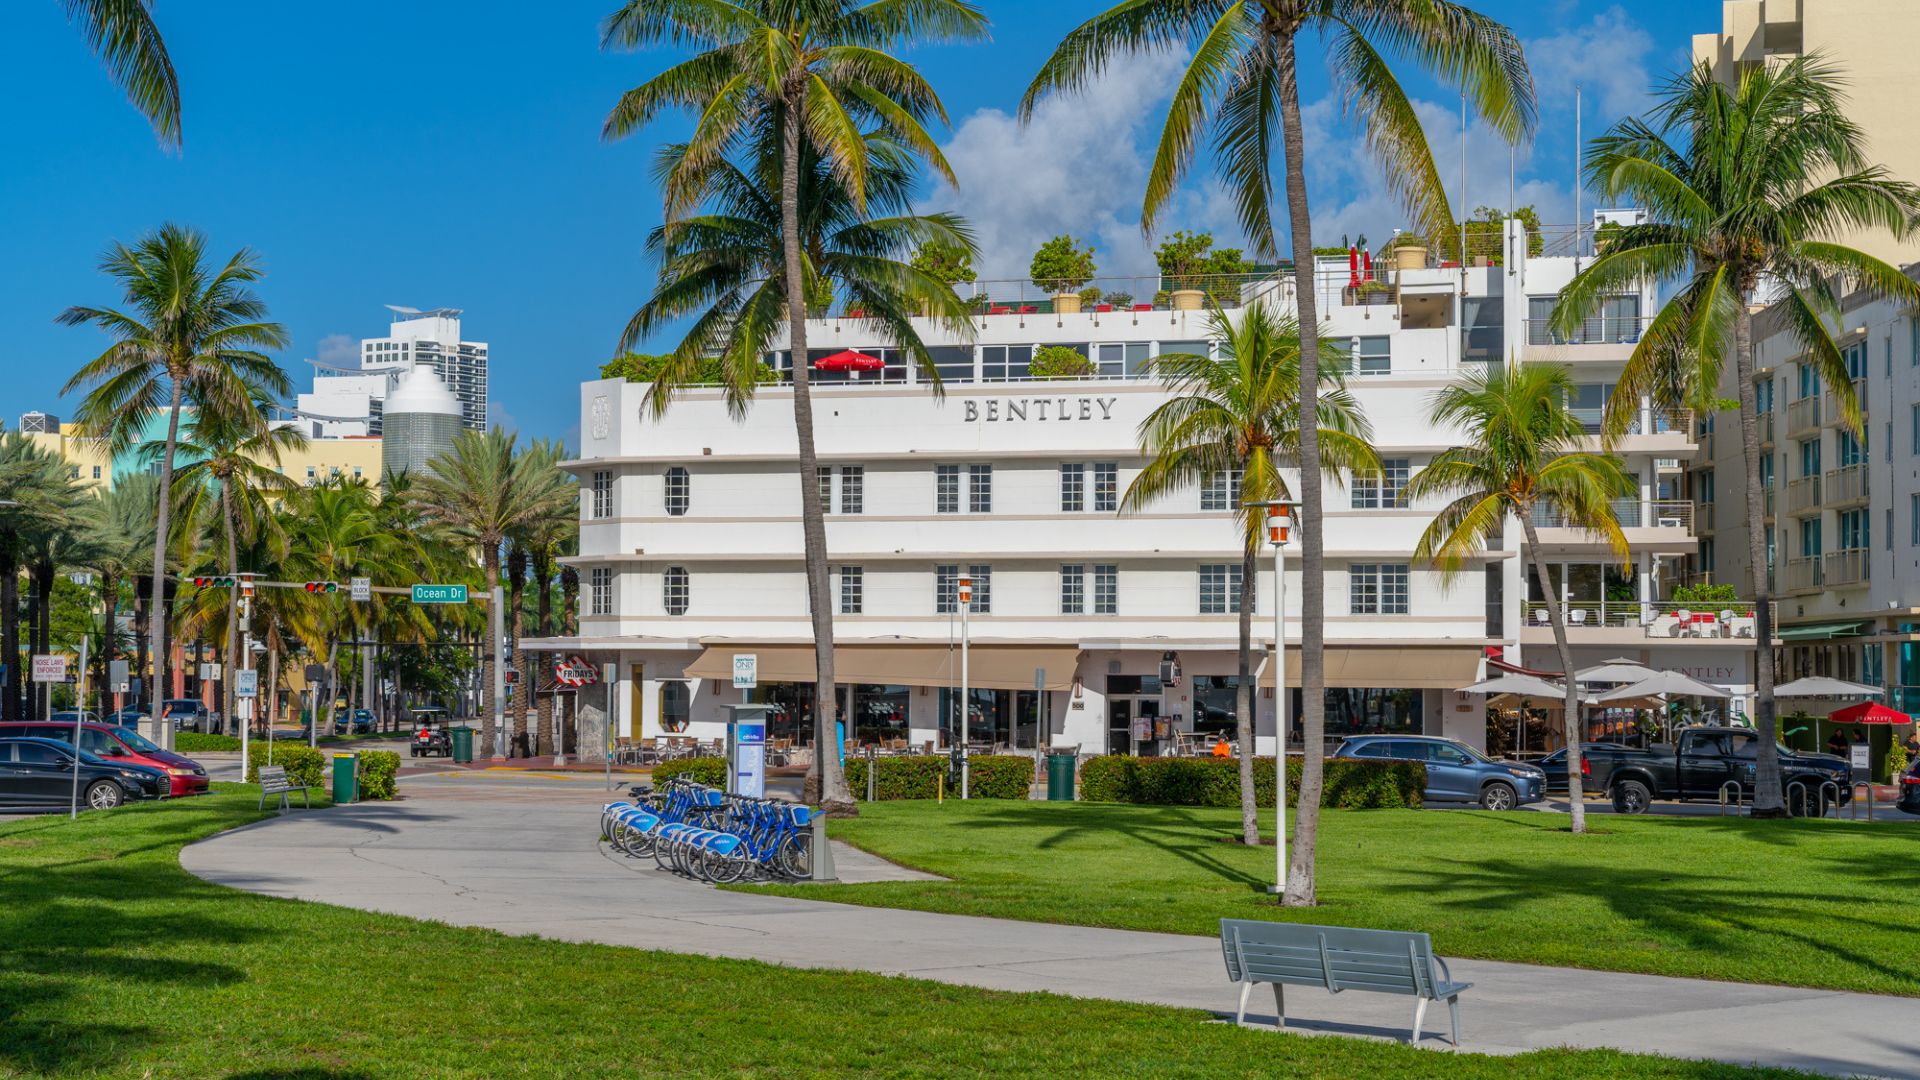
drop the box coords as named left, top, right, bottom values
left=411, top=584, right=469, bottom=605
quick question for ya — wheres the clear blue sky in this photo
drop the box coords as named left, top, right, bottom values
left=0, top=1, right=1701, bottom=445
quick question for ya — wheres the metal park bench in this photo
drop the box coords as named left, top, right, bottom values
left=1219, top=919, right=1471, bottom=1045
left=258, top=765, right=312, bottom=811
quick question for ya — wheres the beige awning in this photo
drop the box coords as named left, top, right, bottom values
left=684, top=643, right=1081, bottom=691
left=1260, top=646, right=1483, bottom=689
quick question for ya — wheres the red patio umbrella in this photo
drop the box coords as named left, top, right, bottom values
left=1362, top=248, right=1375, bottom=282
left=1347, top=245, right=1361, bottom=288
left=1827, top=701, right=1911, bottom=725
left=814, top=350, right=885, bottom=372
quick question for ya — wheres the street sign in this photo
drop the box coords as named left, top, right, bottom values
left=1034, top=667, right=1045, bottom=690
left=198, top=663, right=222, bottom=683
left=733, top=653, right=758, bottom=689
left=411, top=583, right=468, bottom=604
left=235, top=670, right=258, bottom=698
left=31, top=655, right=66, bottom=683
left=109, top=660, right=129, bottom=694
left=350, top=577, right=371, bottom=602
left=303, top=663, right=327, bottom=684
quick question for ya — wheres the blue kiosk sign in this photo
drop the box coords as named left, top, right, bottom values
left=724, top=703, right=770, bottom=798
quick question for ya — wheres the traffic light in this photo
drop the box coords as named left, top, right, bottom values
left=192, top=576, right=237, bottom=589
left=304, top=581, right=340, bottom=594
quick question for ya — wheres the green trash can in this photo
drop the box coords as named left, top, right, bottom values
left=332, top=752, right=357, bottom=804
left=1045, top=746, right=1079, bottom=801
left=451, top=725, right=475, bottom=763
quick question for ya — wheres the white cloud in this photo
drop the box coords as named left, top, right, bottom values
left=315, top=333, right=358, bottom=368
left=925, top=47, right=1245, bottom=286
left=1526, top=6, right=1659, bottom=125
left=489, top=400, right=518, bottom=434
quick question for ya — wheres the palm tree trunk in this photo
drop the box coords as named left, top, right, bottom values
left=148, top=380, right=185, bottom=749
left=98, top=571, right=117, bottom=701
left=535, top=560, right=554, bottom=639
left=508, top=551, right=526, bottom=754
left=134, top=583, right=149, bottom=715
left=33, top=559, right=54, bottom=721
left=782, top=93, right=855, bottom=816
left=1732, top=299, right=1785, bottom=815
left=1235, top=535, right=1259, bottom=845
left=1522, top=517, right=1587, bottom=833
left=481, top=553, right=501, bottom=759
left=1, top=537, right=19, bottom=723
left=1276, top=30, right=1324, bottom=906
left=221, top=482, right=239, bottom=737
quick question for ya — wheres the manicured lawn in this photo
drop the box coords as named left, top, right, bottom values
left=749, top=801, right=1920, bottom=997
left=0, top=790, right=1824, bottom=1079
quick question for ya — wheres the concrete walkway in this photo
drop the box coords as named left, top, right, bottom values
left=181, top=773, right=1919, bottom=1079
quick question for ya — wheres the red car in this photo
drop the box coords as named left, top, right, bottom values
left=0, top=721, right=210, bottom=796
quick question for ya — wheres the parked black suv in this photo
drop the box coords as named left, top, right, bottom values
left=1581, top=727, right=1849, bottom=814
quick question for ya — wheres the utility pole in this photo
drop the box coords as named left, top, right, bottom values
left=491, top=584, right=506, bottom=761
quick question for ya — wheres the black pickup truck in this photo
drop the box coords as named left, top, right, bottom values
left=1584, top=727, right=1851, bottom=815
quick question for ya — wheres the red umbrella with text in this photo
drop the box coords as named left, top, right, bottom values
left=1827, top=701, right=1910, bottom=725
left=814, top=350, right=885, bottom=376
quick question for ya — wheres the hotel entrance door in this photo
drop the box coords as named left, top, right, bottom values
left=1106, top=696, right=1160, bottom=755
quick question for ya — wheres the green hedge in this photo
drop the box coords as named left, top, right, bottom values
left=843, top=754, right=1033, bottom=800
left=245, top=744, right=326, bottom=790
left=1077, top=756, right=1422, bottom=810
left=175, top=733, right=240, bottom=752
left=357, top=751, right=400, bottom=800
left=653, top=757, right=727, bottom=787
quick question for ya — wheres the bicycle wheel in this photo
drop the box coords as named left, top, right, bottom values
left=778, top=830, right=814, bottom=880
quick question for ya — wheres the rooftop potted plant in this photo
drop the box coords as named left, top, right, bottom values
left=1030, top=234, right=1097, bottom=314
left=1388, top=230, right=1428, bottom=272
left=1154, top=230, right=1215, bottom=310
left=1030, top=345, right=1095, bottom=379
left=911, top=241, right=978, bottom=316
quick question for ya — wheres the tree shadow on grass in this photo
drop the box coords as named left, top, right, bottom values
left=945, top=803, right=1271, bottom=892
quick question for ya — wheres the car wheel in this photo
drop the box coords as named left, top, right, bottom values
left=1611, top=778, right=1652, bottom=815
left=1479, top=782, right=1517, bottom=811
left=86, top=780, right=125, bottom=810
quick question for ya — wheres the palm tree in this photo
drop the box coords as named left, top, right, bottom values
left=410, top=430, right=572, bottom=758
left=58, top=0, right=181, bottom=146
left=1405, top=362, right=1631, bottom=834
left=166, top=401, right=305, bottom=736
left=1123, top=305, right=1378, bottom=845
left=1552, top=57, right=1920, bottom=816
left=26, top=493, right=102, bottom=720
left=507, top=439, right=576, bottom=754
left=618, top=135, right=977, bottom=811
left=1024, top=0, right=1532, bottom=905
left=89, top=475, right=157, bottom=700
left=602, top=0, right=987, bottom=814
left=0, top=436, right=88, bottom=722
left=60, top=224, right=289, bottom=748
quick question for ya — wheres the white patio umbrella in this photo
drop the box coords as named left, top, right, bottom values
left=1575, top=658, right=1658, bottom=684
left=1457, top=673, right=1570, bottom=698
left=1773, top=676, right=1883, bottom=698
left=1592, top=671, right=1731, bottom=703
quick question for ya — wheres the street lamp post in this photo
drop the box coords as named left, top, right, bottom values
left=958, top=574, right=971, bottom=800
left=1248, top=499, right=1299, bottom=897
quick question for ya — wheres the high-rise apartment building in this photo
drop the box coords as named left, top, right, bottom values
left=296, top=306, right=489, bottom=435
left=1693, top=0, right=1920, bottom=265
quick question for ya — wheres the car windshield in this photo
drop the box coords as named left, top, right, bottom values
left=1454, top=742, right=1496, bottom=764
left=115, top=728, right=161, bottom=752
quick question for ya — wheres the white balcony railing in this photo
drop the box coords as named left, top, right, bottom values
left=1825, top=547, right=1870, bottom=585
left=1785, top=475, right=1822, bottom=515
left=1522, top=600, right=1760, bottom=639
left=1785, top=556, right=1823, bottom=591
left=1531, top=499, right=1693, bottom=530
left=1825, top=463, right=1869, bottom=506
left=1785, top=396, right=1821, bottom=435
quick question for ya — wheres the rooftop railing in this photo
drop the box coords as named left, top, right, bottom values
left=1530, top=499, right=1693, bottom=531
left=1522, top=599, right=1759, bottom=639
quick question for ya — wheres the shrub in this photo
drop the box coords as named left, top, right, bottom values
left=357, top=751, right=400, bottom=800
left=1030, top=346, right=1095, bottom=379
left=1029, top=234, right=1096, bottom=293
left=246, top=743, right=325, bottom=790
left=909, top=240, right=977, bottom=286
left=1672, top=582, right=1742, bottom=605
left=1105, top=291, right=1134, bottom=309
left=653, top=756, right=726, bottom=787
left=1883, top=738, right=1908, bottom=784
left=1078, top=756, right=1421, bottom=810
left=843, top=754, right=1033, bottom=800
left=600, top=352, right=778, bottom=387
left=176, top=733, right=240, bottom=752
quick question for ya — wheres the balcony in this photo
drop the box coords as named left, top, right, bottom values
left=1763, top=486, right=1776, bottom=520
left=1531, top=498, right=1693, bottom=531
left=1520, top=599, right=1759, bottom=641
left=1522, top=316, right=1651, bottom=363
left=1822, top=380, right=1868, bottom=426
left=1785, top=557, right=1823, bottom=592
left=1760, top=412, right=1774, bottom=447
left=1785, top=396, right=1821, bottom=437
left=1825, top=463, right=1870, bottom=507
left=1698, top=502, right=1715, bottom=533
left=1785, top=475, right=1822, bottom=516
left=1824, top=547, right=1870, bottom=586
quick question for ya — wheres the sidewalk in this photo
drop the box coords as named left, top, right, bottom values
left=180, top=777, right=1920, bottom=1079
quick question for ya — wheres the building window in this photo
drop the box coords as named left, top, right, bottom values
left=1198, top=563, right=1244, bottom=615
left=91, top=465, right=101, bottom=480
left=1351, top=563, right=1410, bottom=615
left=1912, top=403, right=1919, bottom=456
left=1837, top=430, right=1866, bottom=467
left=1799, top=518, right=1823, bottom=558
left=1060, top=464, right=1085, bottom=512
left=589, top=567, right=611, bottom=616
left=590, top=470, right=612, bottom=519
left=969, top=464, right=992, bottom=513
left=664, top=467, right=690, bottom=516
left=1060, top=564, right=1086, bottom=614
left=935, top=464, right=960, bottom=514
left=839, top=566, right=863, bottom=614
left=1354, top=335, right=1390, bottom=375
left=1798, top=438, right=1820, bottom=478
left=1093, top=564, right=1118, bottom=615
left=306, top=466, right=317, bottom=483
left=1911, top=493, right=1919, bottom=547
left=1838, top=508, right=1869, bottom=551
left=935, top=564, right=990, bottom=614
left=663, top=566, right=689, bottom=615
left=660, top=681, right=691, bottom=732
left=817, top=466, right=832, bottom=514
left=1757, top=378, right=1773, bottom=415
left=1699, top=537, right=1715, bottom=574
left=1093, top=463, right=1117, bottom=512
left=839, top=466, right=864, bottom=514
left=1201, top=469, right=1242, bottom=511
left=1352, top=458, right=1411, bottom=509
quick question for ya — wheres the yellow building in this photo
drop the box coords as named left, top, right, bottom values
left=22, top=422, right=384, bottom=496
left=23, top=431, right=113, bottom=490
left=1693, top=0, right=1920, bottom=265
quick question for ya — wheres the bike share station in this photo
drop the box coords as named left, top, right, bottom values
left=727, top=649, right=833, bottom=880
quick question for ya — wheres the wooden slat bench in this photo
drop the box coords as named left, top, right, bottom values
left=1219, top=918, right=1471, bottom=1045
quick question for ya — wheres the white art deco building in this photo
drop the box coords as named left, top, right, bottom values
left=539, top=216, right=1760, bottom=757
